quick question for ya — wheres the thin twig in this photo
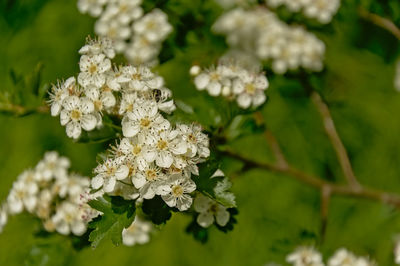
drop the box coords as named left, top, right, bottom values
left=0, top=103, right=49, bottom=116
left=320, top=185, right=331, bottom=242
left=221, top=149, right=400, bottom=208
left=254, top=112, right=288, bottom=168
left=310, top=91, right=361, bottom=190
left=359, top=8, right=400, bottom=41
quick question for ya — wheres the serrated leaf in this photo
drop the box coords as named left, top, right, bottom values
left=88, top=195, right=136, bottom=248
left=185, top=220, right=208, bottom=243
left=214, top=178, right=236, bottom=208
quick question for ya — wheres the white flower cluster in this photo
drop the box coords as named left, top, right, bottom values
left=77, top=0, right=172, bottom=66
left=286, top=246, right=376, bottom=266
left=49, top=37, right=175, bottom=139
left=266, top=0, right=341, bottom=24
left=122, top=216, right=152, bottom=246
left=0, top=152, right=97, bottom=236
left=212, top=7, right=326, bottom=74
left=190, top=61, right=269, bottom=109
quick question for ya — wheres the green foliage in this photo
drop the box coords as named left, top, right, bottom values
left=141, top=196, right=172, bottom=225
left=88, top=195, right=136, bottom=248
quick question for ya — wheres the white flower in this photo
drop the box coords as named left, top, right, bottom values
left=78, top=54, right=112, bottom=88
left=145, top=129, right=188, bottom=168
left=160, top=174, right=196, bottom=211
left=395, top=237, right=400, bottom=265
left=121, top=103, right=170, bottom=138
left=177, top=123, right=210, bottom=158
left=95, top=19, right=131, bottom=52
left=102, top=0, right=143, bottom=25
left=328, top=248, right=373, bottom=266
left=0, top=205, right=8, bottom=233
left=7, top=171, right=39, bottom=214
left=124, top=37, right=160, bottom=66
left=233, top=72, right=269, bottom=108
left=51, top=202, right=87, bottom=236
left=119, top=65, right=163, bottom=91
left=77, top=0, right=107, bottom=17
left=91, top=158, right=129, bottom=193
left=286, top=246, right=324, bottom=266
left=132, top=9, right=172, bottom=43
left=60, top=96, right=97, bottom=139
left=54, top=174, right=90, bottom=200
left=122, top=217, right=152, bottom=246
left=131, top=164, right=167, bottom=199
left=79, top=37, right=116, bottom=59
left=35, top=151, right=70, bottom=181
left=85, top=85, right=116, bottom=116
left=49, top=77, right=76, bottom=116
left=194, top=194, right=230, bottom=228
left=119, top=92, right=139, bottom=115
left=118, top=136, right=152, bottom=170
left=194, top=68, right=227, bottom=96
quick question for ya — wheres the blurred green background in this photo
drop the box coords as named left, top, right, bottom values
left=1, top=0, right=400, bottom=265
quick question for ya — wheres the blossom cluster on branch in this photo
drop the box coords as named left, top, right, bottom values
left=77, top=0, right=172, bottom=66
left=266, top=0, right=341, bottom=24
left=286, top=246, right=376, bottom=266
left=212, top=7, right=326, bottom=74
left=0, top=152, right=96, bottom=236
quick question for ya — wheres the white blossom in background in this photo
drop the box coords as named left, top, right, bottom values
left=191, top=60, right=269, bottom=109
left=328, top=248, right=374, bottom=266
left=194, top=194, right=230, bottom=228
left=266, top=0, right=341, bottom=24
left=77, top=0, right=172, bottom=66
left=395, top=236, right=400, bottom=265
left=286, top=246, right=324, bottom=266
left=122, top=217, right=152, bottom=246
left=395, top=60, right=400, bottom=92
left=0, top=205, right=8, bottom=233
left=212, top=7, right=326, bottom=74
left=0, top=152, right=96, bottom=237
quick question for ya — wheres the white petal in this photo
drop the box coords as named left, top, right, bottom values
left=115, top=165, right=129, bottom=180
left=215, top=209, right=230, bottom=227
left=66, top=122, right=82, bottom=139
left=81, top=114, right=97, bottom=131
left=197, top=212, right=214, bottom=228
left=91, top=175, right=104, bottom=189
left=156, top=151, right=173, bottom=168
left=103, top=178, right=116, bottom=193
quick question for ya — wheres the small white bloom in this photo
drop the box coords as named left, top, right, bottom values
left=131, top=164, right=167, bottom=199
left=95, top=19, right=131, bottom=52
left=92, top=158, right=129, bottom=193
left=121, top=103, right=170, bottom=138
left=78, top=54, right=112, bottom=88
left=7, top=171, right=39, bottom=214
left=35, top=151, right=70, bottom=181
left=0, top=205, right=8, bottom=233
left=51, top=202, right=87, bottom=236
left=194, top=194, right=230, bottom=228
left=160, top=174, right=196, bottom=211
left=55, top=174, right=90, bottom=200
left=122, top=217, right=152, bottom=246
left=49, top=77, right=76, bottom=116
left=132, top=9, right=172, bottom=43
left=60, top=96, right=97, bottom=139
left=286, top=246, right=324, bottom=266
left=328, top=248, right=373, bottom=266
left=77, top=0, right=107, bottom=17
left=79, top=37, right=116, bottom=59
left=177, top=123, right=210, bottom=158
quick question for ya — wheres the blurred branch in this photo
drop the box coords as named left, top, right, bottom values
left=320, top=185, right=331, bottom=242
left=254, top=112, right=288, bottom=168
left=359, top=7, right=400, bottom=41
left=0, top=103, right=49, bottom=116
left=310, top=91, right=361, bottom=190
left=222, top=149, right=400, bottom=209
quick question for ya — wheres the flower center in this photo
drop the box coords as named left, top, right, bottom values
left=210, top=204, right=218, bottom=214
left=145, top=169, right=157, bottom=181
left=172, top=185, right=184, bottom=197
left=140, top=118, right=151, bottom=128
left=89, top=64, right=98, bottom=74
left=131, top=73, right=141, bottom=80
left=210, top=72, right=219, bottom=81
left=127, top=103, right=134, bottom=112
left=132, top=145, right=142, bottom=155
left=94, top=100, right=103, bottom=111
left=70, top=109, right=82, bottom=120
left=188, top=134, right=197, bottom=143
left=245, top=83, right=256, bottom=94
left=157, top=140, right=168, bottom=150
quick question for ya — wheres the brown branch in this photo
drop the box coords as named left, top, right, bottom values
left=320, top=185, right=331, bottom=242
left=310, top=91, right=361, bottom=190
left=221, top=149, right=400, bottom=209
left=359, top=7, right=400, bottom=41
left=0, top=103, right=49, bottom=116
left=254, top=112, right=288, bottom=168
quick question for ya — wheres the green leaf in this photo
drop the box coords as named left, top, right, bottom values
left=192, top=160, right=222, bottom=199
left=141, top=196, right=172, bottom=225
left=185, top=220, right=208, bottom=243
left=213, top=177, right=236, bottom=208
left=88, top=195, right=136, bottom=248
